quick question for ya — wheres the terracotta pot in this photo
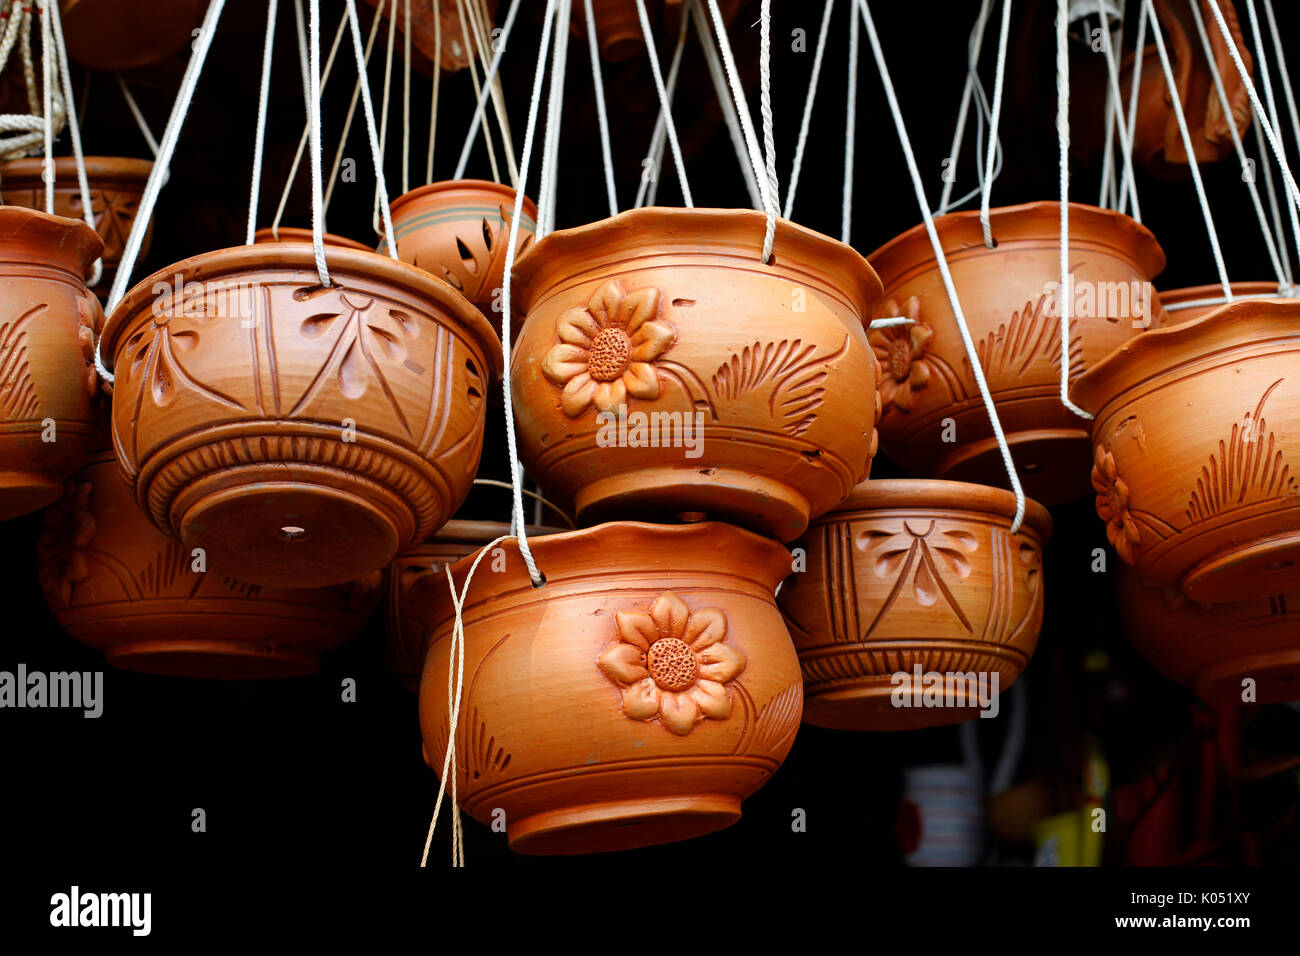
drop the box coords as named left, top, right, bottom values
left=511, top=207, right=883, bottom=543
left=384, top=518, right=563, bottom=691
left=0, top=157, right=153, bottom=298
left=359, top=0, right=497, bottom=72
left=60, top=0, right=207, bottom=70
left=866, top=201, right=1166, bottom=505
left=0, top=207, right=104, bottom=520
left=101, top=243, right=501, bottom=589
left=252, top=227, right=371, bottom=252
left=37, top=449, right=380, bottom=678
left=1159, top=281, right=1296, bottom=325
left=777, top=479, right=1052, bottom=731
left=1071, top=298, right=1300, bottom=603
left=418, top=520, right=802, bottom=854
left=1116, top=564, right=1300, bottom=704
left=382, top=179, right=536, bottom=334
left=573, top=0, right=743, bottom=63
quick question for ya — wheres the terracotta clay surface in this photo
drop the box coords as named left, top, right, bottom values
left=1116, top=564, right=1300, bottom=705
left=0, top=157, right=153, bottom=297
left=60, top=0, right=207, bottom=70
left=0, top=207, right=104, bottom=520
left=866, top=201, right=1166, bottom=505
left=360, top=0, right=497, bottom=72
left=383, top=179, right=536, bottom=333
left=384, top=519, right=563, bottom=691
left=777, top=480, right=1051, bottom=731
left=102, top=243, right=501, bottom=589
left=38, top=449, right=380, bottom=678
left=1158, top=281, right=1296, bottom=324
left=1071, top=298, right=1300, bottom=603
left=252, top=227, right=371, bottom=252
left=572, top=0, right=744, bottom=63
left=511, top=207, right=883, bottom=543
left=418, top=521, right=803, bottom=855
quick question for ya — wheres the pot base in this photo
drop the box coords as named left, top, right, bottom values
left=0, top=471, right=62, bottom=522
left=803, top=682, right=991, bottom=732
left=1181, top=530, right=1300, bottom=604
left=935, top=426, right=1092, bottom=507
left=571, top=466, right=811, bottom=543
left=106, top=638, right=321, bottom=679
left=1195, top=648, right=1300, bottom=705
left=508, top=793, right=742, bottom=856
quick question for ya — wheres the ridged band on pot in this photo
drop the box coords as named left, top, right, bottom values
left=101, top=242, right=503, bottom=589
left=0, top=156, right=153, bottom=296
left=777, top=479, right=1052, bottom=731
left=1116, top=564, right=1300, bottom=704
left=1158, top=281, right=1298, bottom=325
left=510, top=207, right=883, bottom=543
left=252, top=227, right=371, bottom=252
left=38, top=449, right=381, bottom=678
left=418, top=520, right=803, bottom=855
left=384, top=519, right=564, bottom=691
left=866, top=201, right=1167, bottom=506
left=0, top=207, right=105, bottom=521
left=1071, top=298, right=1300, bottom=604
left=381, top=179, right=537, bottom=333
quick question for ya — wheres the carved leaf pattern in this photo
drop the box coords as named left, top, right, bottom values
left=711, top=336, right=851, bottom=435
left=965, top=294, right=1085, bottom=388
left=0, top=304, right=42, bottom=420
left=858, top=520, right=980, bottom=637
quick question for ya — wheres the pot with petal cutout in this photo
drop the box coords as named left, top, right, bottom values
left=38, top=449, right=380, bottom=678
left=101, top=243, right=501, bottom=589
left=418, top=520, right=803, bottom=855
left=866, top=201, right=1166, bottom=505
left=510, top=207, right=883, bottom=543
left=777, top=479, right=1052, bottom=731
left=0, top=207, right=104, bottom=520
left=1071, top=298, right=1300, bottom=603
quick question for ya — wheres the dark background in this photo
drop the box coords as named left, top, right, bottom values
left=3, top=0, right=1299, bottom=912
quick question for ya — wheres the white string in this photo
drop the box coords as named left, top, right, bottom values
left=1099, top=87, right=1116, bottom=208
left=978, top=0, right=1011, bottom=248
left=247, top=0, right=279, bottom=246
left=583, top=0, right=617, bottom=216
left=688, top=0, right=762, bottom=210
left=704, top=0, right=774, bottom=222
left=1055, top=0, right=1091, bottom=422
left=343, top=0, right=398, bottom=259
left=325, top=0, right=386, bottom=213
left=1262, top=0, right=1300, bottom=185
left=857, top=0, right=1026, bottom=532
left=1095, top=1, right=1142, bottom=220
left=842, top=0, right=857, bottom=243
left=937, top=0, right=993, bottom=215
left=453, top=0, right=499, bottom=184
left=635, top=0, right=692, bottom=207
left=537, top=0, right=572, bottom=237
left=1144, top=0, right=1230, bottom=300
left=452, top=0, right=524, bottom=180
left=465, top=0, right=517, bottom=185
left=757, top=0, right=777, bottom=262
left=307, top=0, right=330, bottom=286
left=40, top=0, right=52, bottom=214
left=1116, top=0, right=1146, bottom=218
left=402, top=0, right=411, bottom=195
left=426, top=0, right=440, bottom=184
left=635, top=9, right=688, bottom=209
left=113, top=73, right=160, bottom=156
left=783, top=0, right=833, bottom=220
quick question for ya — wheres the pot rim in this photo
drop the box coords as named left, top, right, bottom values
left=511, top=206, right=884, bottom=324
left=1069, top=297, right=1300, bottom=415
left=865, top=201, right=1167, bottom=287
left=0, top=155, right=153, bottom=186
left=250, top=226, right=372, bottom=252
left=0, top=205, right=103, bottom=274
left=829, top=479, right=1053, bottom=540
left=102, top=242, right=504, bottom=377
left=1158, top=280, right=1298, bottom=308
left=389, top=177, right=539, bottom=221
left=406, top=518, right=568, bottom=545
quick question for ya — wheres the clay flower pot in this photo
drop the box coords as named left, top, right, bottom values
left=382, top=179, right=537, bottom=334
left=1159, top=281, right=1295, bottom=325
left=384, top=518, right=563, bottom=691
left=1116, top=564, right=1300, bottom=704
left=360, top=0, right=497, bottom=72
left=777, top=479, right=1052, bottom=731
left=418, top=520, right=803, bottom=854
left=0, top=207, right=104, bottom=520
left=1071, top=298, right=1300, bottom=603
left=38, top=450, right=380, bottom=678
left=101, top=242, right=501, bottom=589
left=61, top=0, right=207, bottom=70
left=866, top=201, right=1166, bottom=505
left=0, top=157, right=153, bottom=297
left=511, top=207, right=883, bottom=542
left=252, top=227, right=371, bottom=252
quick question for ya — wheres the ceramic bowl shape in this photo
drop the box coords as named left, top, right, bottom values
left=252, top=227, right=372, bottom=251
left=1158, top=281, right=1296, bottom=325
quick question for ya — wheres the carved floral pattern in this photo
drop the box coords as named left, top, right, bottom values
left=598, top=591, right=746, bottom=736
left=869, top=296, right=934, bottom=413
left=542, top=279, right=675, bottom=416
left=858, top=519, right=980, bottom=636
left=1092, top=445, right=1140, bottom=563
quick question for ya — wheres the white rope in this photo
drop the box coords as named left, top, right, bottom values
left=635, top=0, right=692, bottom=207
left=247, top=0, right=279, bottom=246
left=453, top=0, right=499, bottom=184
left=40, top=0, right=52, bottom=215
left=307, top=0, right=330, bottom=286
left=783, top=0, right=833, bottom=220
left=1095, top=1, right=1142, bottom=220
left=704, top=0, right=774, bottom=220
left=325, top=0, right=386, bottom=213
left=857, top=0, right=1027, bottom=532
left=583, top=0, right=617, bottom=216
left=452, top=0, right=524, bottom=180
left=978, top=0, right=1012, bottom=248
left=465, top=0, right=517, bottom=185
left=1099, top=87, right=1116, bottom=208
left=113, top=73, right=160, bottom=156
left=1117, top=0, right=1146, bottom=219
left=1262, top=0, right=1300, bottom=179
left=635, top=8, right=688, bottom=209
left=343, top=0, right=398, bottom=258
left=842, top=0, right=858, bottom=243
left=757, top=0, right=777, bottom=262
left=426, top=0, right=440, bottom=184
left=537, top=0, right=571, bottom=237
left=402, top=0, right=411, bottom=195
left=1144, top=0, right=1230, bottom=300
left=937, top=0, right=993, bottom=215
left=1254, top=86, right=1293, bottom=284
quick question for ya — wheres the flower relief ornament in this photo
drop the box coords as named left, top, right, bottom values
left=541, top=279, right=676, bottom=417
left=598, top=591, right=746, bottom=736
left=869, top=295, right=934, bottom=413
left=1092, top=445, right=1140, bottom=563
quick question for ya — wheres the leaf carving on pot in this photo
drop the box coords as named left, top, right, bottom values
left=0, top=303, right=42, bottom=421
left=710, top=336, right=851, bottom=435
left=965, top=294, right=1085, bottom=389
left=859, top=520, right=978, bottom=638
left=1186, top=379, right=1298, bottom=523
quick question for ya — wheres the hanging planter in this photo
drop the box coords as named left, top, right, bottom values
left=252, top=226, right=371, bottom=252
left=384, top=518, right=563, bottom=691
left=60, top=0, right=207, bottom=70
left=510, top=207, right=882, bottom=543
left=0, top=207, right=103, bottom=521
left=777, top=479, right=1052, bottom=731
left=865, top=201, right=1166, bottom=505
left=37, top=449, right=381, bottom=678
left=1158, top=281, right=1297, bottom=325
left=1116, top=564, right=1300, bottom=704
left=100, top=242, right=501, bottom=589
left=0, top=156, right=153, bottom=298
left=1071, top=297, right=1300, bottom=603
left=381, top=179, right=537, bottom=334
left=418, top=520, right=802, bottom=855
